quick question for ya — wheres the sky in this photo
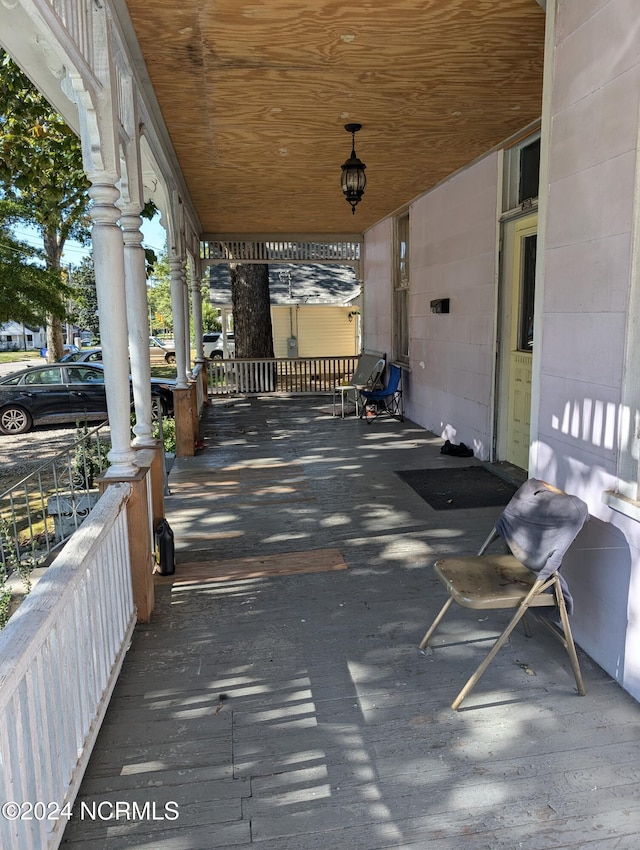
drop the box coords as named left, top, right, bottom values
left=12, top=213, right=167, bottom=266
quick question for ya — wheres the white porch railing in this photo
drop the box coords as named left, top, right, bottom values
left=208, top=355, right=358, bottom=396
left=0, top=483, right=135, bottom=850
left=192, top=362, right=206, bottom=414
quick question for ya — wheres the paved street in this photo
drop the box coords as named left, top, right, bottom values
left=0, top=356, right=45, bottom=378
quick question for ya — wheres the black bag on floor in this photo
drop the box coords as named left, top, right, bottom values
left=155, top=518, right=175, bottom=575
left=440, top=439, right=474, bottom=458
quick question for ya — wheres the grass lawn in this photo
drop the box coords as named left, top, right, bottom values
left=150, top=365, right=177, bottom=378
left=0, top=351, right=43, bottom=364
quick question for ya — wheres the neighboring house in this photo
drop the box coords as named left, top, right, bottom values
left=0, top=321, right=46, bottom=351
left=207, top=264, right=361, bottom=357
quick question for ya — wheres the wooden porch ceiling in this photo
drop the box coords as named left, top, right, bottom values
left=124, top=0, right=545, bottom=236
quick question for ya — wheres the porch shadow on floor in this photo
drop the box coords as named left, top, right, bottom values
left=62, top=396, right=640, bottom=849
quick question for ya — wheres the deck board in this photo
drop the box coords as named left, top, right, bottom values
left=154, top=548, right=347, bottom=585
left=62, top=397, right=640, bottom=849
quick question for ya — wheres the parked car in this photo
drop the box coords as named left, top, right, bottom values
left=39, top=343, right=80, bottom=358
left=61, top=343, right=176, bottom=367
left=0, top=363, right=175, bottom=435
left=149, top=336, right=176, bottom=363
left=203, top=332, right=235, bottom=359
left=58, top=348, right=103, bottom=364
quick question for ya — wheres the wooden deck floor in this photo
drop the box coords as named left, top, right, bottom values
left=62, top=397, right=640, bottom=849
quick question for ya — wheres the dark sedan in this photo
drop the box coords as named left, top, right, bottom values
left=58, top=348, right=103, bottom=364
left=0, top=363, right=175, bottom=435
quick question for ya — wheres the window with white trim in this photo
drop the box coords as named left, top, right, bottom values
left=393, top=212, right=410, bottom=363
left=502, top=132, right=541, bottom=213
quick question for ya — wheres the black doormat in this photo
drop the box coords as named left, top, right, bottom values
left=396, top=466, right=517, bottom=511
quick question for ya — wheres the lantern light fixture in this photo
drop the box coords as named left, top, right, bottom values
left=340, top=123, right=367, bottom=214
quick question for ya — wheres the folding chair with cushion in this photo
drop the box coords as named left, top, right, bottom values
left=333, top=351, right=385, bottom=417
left=419, top=479, right=589, bottom=710
left=359, top=363, right=404, bottom=422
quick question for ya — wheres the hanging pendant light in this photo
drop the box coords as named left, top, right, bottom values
left=340, top=123, right=367, bottom=214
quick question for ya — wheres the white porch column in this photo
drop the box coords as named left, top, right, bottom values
left=121, top=208, right=155, bottom=445
left=191, top=263, right=205, bottom=368
left=89, top=182, right=137, bottom=476
left=169, top=255, right=189, bottom=389
left=182, top=272, right=191, bottom=371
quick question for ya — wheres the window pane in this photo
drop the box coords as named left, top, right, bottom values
left=397, top=214, right=409, bottom=283
left=519, top=138, right=540, bottom=204
left=67, top=367, right=104, bottom=384
left=395, top=288, right=409, bottom=359
left=519, top=234, right=537, bottom=350
left=394, top=213, right=410, bottom=362
left=24, top=368, right=62, bottom=385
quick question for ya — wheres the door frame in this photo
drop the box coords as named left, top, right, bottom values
left=494, top=211, right=538, bottom=469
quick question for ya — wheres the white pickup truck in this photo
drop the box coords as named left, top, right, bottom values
left=203, top=332, right=235, bottom=359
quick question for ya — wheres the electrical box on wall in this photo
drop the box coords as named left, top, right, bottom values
left=430, top=298, right=450, bottom=314
left=287, top=336, right=298, bottom=357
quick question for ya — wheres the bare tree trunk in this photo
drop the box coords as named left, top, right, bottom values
left=45, top=314, right=64, bottom=363
left=230, top=263, right=274, bottom=358
left=43, top=227, right=65, bottom=362
left=229, top=263, right=275, bottom=391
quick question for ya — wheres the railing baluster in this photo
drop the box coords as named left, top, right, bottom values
left=0, top=484, right=135, bottom=849
left=206, top=355, right=359, bottom=397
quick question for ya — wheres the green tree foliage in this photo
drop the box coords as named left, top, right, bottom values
left=201, top=298, right=220, bottom=333
left=0, top=219, right=68, bottom=324
left=0, top=49, right=90, bottom=359
left=147, top=254, right=172, bottom=334
left=71, top=255, right=100, bottom=339
left=147, top=254, right=220, bottom=338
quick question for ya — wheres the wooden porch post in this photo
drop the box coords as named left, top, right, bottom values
left=174, top=387, right=195, bottom=457
left=97, top=470, right=155, bottom=623
left=134, top=444, right=165, bottom=530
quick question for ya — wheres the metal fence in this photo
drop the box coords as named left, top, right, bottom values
left=207, top=355, right=359, bottom=396
left=0, top=421, right=111, bottom=574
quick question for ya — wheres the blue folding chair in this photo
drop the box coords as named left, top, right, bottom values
left=359, top=363, right=404, bottom=422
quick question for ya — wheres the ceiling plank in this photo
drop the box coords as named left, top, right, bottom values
left=125, top=0, right=545, bottom=234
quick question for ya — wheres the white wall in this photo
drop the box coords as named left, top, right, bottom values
left=361, top=218, right=393, bottom=360
left=409, top=155, right=499, bottom=459
left=363, top=155, right=500, bottom=460
left=532, top=0, right=640, bottom=698
left=360, top=0, right=640, bottom=703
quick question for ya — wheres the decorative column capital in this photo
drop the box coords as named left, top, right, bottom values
left=168, top=256, right=185, bottom=274
left=120, top=211, right=145, bottom=249
left=88, top=183, right=122, bottom=226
